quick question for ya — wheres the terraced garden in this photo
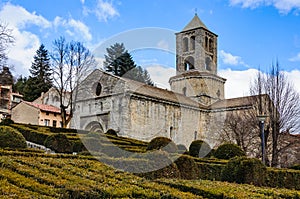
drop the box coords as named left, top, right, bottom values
left=1, top=150, right=300, bottom=198
left=1, top=122, right=300, bottom=198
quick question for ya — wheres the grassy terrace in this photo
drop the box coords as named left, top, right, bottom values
left=1, top=149, right=300, bottom=199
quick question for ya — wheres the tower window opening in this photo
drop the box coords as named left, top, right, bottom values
left=205, top=36, right=208, bottom=50
left=209, top=38, right=214, bottom=53
left=184, top=56, right=195, bottom=71
left=183, top=37, right=189, bottom=52
left=205, top=56, right=212, bottom=71
left=190, top=36, right=195, bottom=51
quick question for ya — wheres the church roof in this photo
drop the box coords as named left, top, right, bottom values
left=209, top=95, right=266, bottom=110
left=123, top=77, right=207, bottom=109
left=182, top=14, right=207, bottom=32
left=169, top=70, right=226, bottom=83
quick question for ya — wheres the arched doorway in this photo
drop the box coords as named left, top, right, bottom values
left=84, top=121, right=104, bottom=133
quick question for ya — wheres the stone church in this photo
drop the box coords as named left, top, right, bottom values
left=73, top=15, right=257, bottom=148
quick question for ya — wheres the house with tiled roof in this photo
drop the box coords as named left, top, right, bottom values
left=12, top=101, right=69, bottom=128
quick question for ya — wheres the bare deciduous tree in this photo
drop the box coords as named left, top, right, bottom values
left=51, top=37, right=96, bottom=128
left=0, top=22, right=14, bottom=68
left=251, top=62, right=300, bottom=167
left=221, top=110, right=260, bottom=156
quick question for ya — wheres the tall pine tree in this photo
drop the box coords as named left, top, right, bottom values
left=104, top=42, right=153, bottom=85
left=23, top=44, right=53, bottom=101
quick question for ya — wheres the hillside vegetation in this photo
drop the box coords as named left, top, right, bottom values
left=1, top=150, right=300, bottom=199
left=1, top=123, right=300, bottom=198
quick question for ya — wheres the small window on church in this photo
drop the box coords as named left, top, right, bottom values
left=182, top=87, right=187, bottom=96
left=190, top=36, right=195, bottom=51
left=183, top=37, right=189, bottom=52
left=94, top=82, right=102, bottom=96
left=170, top=126, right=174, bottom=140
left=184, top=56, right=194, bottom=70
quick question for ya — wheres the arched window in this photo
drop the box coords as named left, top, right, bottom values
left=170, top=126, right=174, bottom=140
left=190, top=36, right=195, bottom=51
left=184, top=56, right=195, bottom=71
left=209, top=38, right=214, bottom=53
left=183, top=37, right=189, bottom=52
left=182, top=87, right=187, bottom=96
left=205, top=36, right=208, bottom=50
left=95, top=82, right=102, bottom=96
left=205, top=56, right=212, bottom=71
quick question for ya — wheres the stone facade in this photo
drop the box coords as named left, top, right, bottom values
left=73, top=15, right=259, bottom=148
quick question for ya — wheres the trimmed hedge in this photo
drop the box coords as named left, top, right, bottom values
left=222, top=157, right=266, bottom=186
left=214, top=143, right=246, bottom=160
left=0, top=126, right=27, bottom=149
left=189, top=140, right=211, bottom=158
left=44, top=134, right=73, bottom=153
left=11, top=124, right=50, bottom=145
left=266, top=168, right=300, bottom=190
left=174, top=155, right=199, bottom=180
left=147, top=137, right=178, bottom=153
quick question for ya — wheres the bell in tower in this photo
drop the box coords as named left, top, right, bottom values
left=170, top=14, right=226, bottom=105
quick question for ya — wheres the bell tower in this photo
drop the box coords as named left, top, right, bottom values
left=170, top=14, right=226, bottom=105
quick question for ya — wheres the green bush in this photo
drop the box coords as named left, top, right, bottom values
left=189, top=140, right=211, bottom=158
left=44, top=134, right=73, bottom=153
left=289, top=164, right=300, bottom=170
left=105, top=129, right=118, bottom=136
left=11, top=124, right=48, bottom=145
left=266, top=168, right=300, bottom=190
left=174, top=155, right=199, bottom=180
left=0, top=118, right=14, bottom=125
left=146, top=137, right=178, bottom=153
left=221, top=156, right=266, bottom=186
left=72, top=140, right=86, bottom=153
left=214, top=143, right=246, bottom=160
left=0, top=126, right=27, bottom=149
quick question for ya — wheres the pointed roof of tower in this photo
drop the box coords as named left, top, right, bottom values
left=182, top=14, right=207, bottom=32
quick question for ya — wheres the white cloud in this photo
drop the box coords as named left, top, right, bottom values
left=0, top=3, right=48, bottom=75
left=289, top=52, right=300, bottom=62
left=0, top=3, right=93, bottom=76
left=80, top=0, right=85, bottom=4
left=68, top=19, right=92, bottom=41
left=284, top=70, right=300, bottom=94
left=219, top=68, right=300, bottom=99
left=220, top=50, right=248, bottom=67
left=0, top=3, right=51, bottom=28
left=146, top=65, right=176, bottom=89
left=219, top=68, right=258, bottom=98
left=157, top=40, right=169, bottom=50
left=84, top=0, right=119, bottom=22
left=229, top=0, right=300, bottom=13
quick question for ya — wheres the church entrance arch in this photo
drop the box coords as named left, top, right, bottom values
left=84, top=121, right=105, bottom=133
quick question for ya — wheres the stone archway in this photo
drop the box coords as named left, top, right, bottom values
left=84, top=121, right=105, bottom=133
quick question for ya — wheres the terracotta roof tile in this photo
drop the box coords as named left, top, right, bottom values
left=24, top=101, right=61, bottom=114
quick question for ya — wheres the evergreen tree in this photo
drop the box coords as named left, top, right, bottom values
left=104, top=43, right=154, bottom=85
left=30, top=44, right=52, bottom=85
left=13, top=76, right=27, bottom=94
left=0, top=67, right=13, bottom=85
left=21, top=44, right=53, bottom=101
left=104, top=43, right=128, bottom=76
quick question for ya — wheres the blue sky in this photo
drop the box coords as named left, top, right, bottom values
left=1, top=0, right=300, bottom=98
